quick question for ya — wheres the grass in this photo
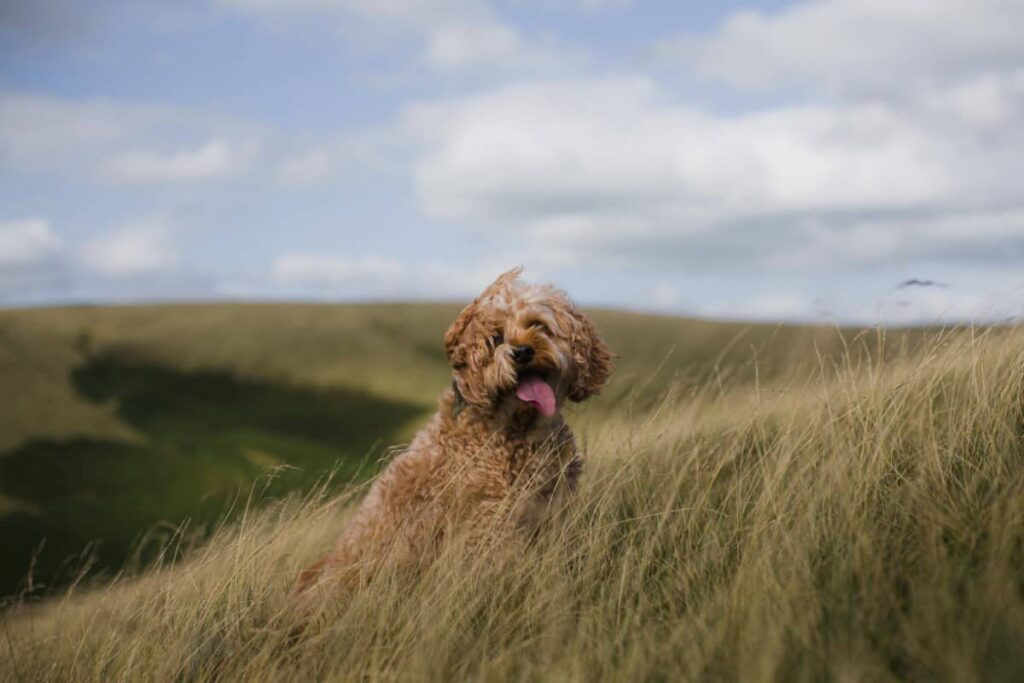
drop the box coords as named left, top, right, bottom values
left=0, top=351, right=422, bottom=595
left=0, top=302, right=920, bottom=599
left=1, top=308, right=1022, bottom=680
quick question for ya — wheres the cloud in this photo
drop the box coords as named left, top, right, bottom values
left=575, top=0, right=630, bottom=9
left=276, top=148, right=336, bottom=188
left=0, top=92, right=263, bottom=185
left=869, top=275, right=1024, bottom=325
left=424, top=20, right=579, bottom=73
left=101, top=138, right=244, bottom=183
left=401, top=75, right=1024, bottom=273
left=272, top=253, right=506, bottom=298
left=0, top=217, right=218, bottom=304
left=274, top=253, right=404, bottom=284
left=0, top=218, right=67, bottom=301
left=773, top=209, right=1024, bottom=270
left=80, top=224, right=179, bottom=277
left=407, top=78, right=947, bottom=222
left=648, top=283, right=680, bottom=310
left=743, top=291, right=815, bottom=320
left=0, top=219, right=62, bottom=265
left=5, top=0, right=1022, bottom=324
left=741, top=283, right=1024, bottom=326
left=218, top=0, right=481, bottom=17
left=219, top=0, right=583, bottom=76
left=659, top=0, right=1024, bottom=97
left=920, top=71, right=1024, bottom=128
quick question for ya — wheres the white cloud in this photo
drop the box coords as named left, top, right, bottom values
left=662, top=273, right=1024, bottom=326
left=4, top=0, right=1023, bottom=324
left=102, top=138, right=240, bottom=183
left=744, top=291, right=814, bottom=320
left=505, top=0, right=629, bottom=10
left=649, top=283, right=680, bottom=310
left=0, top=218, right=66, bottom=300
left=660, top=0, right=1024, bottom=97
left=0, top=92, right=264, bottom=185
left=80, top=224, right=179, bottom=277
left=402, top=75, right=1024, bottom=272
left=0, top=219, right=61, bottom=265
left=272, top=253, right=506, bottom=298
left=274, top=253, right=404, bottom=284
left=732, top=284, right=1024, bottom=326
left=407, top=79, right=948, bottom=224
left=918, top=69, right=1024, bottom=128
left=219, top=0, right=582, bottom=76
left=774, top=209, right=1024, bottom=270
left=223, top=0, right=622, bottom=15
left=427, top=21, right=523, bottom=69
left=218, top=0, right=481, bottom=17
left=423, top=19, right=584, bottom=73
left=870, top=278, right=1024, bottom=326
left=576, top=0, right=629, bottom=9
left=276, top=147, right=335, bottom=188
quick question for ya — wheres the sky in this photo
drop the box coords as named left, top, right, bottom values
left=2, top=0, right=1023, bottom=324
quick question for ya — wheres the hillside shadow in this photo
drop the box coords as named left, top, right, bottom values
left=0, top=349, right=428, bottom=600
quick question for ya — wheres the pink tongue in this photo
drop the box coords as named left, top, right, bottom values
left=515, top=376, right=557, bottom=416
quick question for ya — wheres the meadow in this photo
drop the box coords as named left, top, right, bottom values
left=1, top=304, right=1021, bottom=680
left=0, top=302, right=882, bottom=600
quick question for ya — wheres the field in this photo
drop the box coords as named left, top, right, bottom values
left=2, top=304, right=1022, bottom=680
left=0, top=302, right=886, bottom=600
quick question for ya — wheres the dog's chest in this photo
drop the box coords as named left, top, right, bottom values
left=500, top=433, right=579, bottom=524
left=432, top=409, right=581, bottom=531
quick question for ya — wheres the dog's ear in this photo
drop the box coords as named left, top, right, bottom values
left=444, top=301, right=476, bottom=366
left=445, top=268, right=520, bottom=365
left=444, top=301, right=493, bottom=406
left=568, top=308, right=613, bottom=402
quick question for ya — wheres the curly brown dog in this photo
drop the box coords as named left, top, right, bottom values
left=296, top=268, right=612, bottom=594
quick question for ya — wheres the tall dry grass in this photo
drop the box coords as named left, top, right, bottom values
left=3, top=328, right=1023, bottom=681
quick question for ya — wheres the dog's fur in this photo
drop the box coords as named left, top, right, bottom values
left=296, top=269, right=612, bottom=594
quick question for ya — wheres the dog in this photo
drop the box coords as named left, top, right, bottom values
left=296, top=268, right=612, bottom=595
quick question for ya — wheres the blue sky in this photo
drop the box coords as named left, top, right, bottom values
left=2, top=0, right=1024, bottom=324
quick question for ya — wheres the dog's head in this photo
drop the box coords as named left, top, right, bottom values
left=444, top=268, right=612, bottom=419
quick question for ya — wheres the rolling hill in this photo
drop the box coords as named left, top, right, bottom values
left=1, top=304, right=1021, bottom=680
left=0, top=303, right=926, bottom=599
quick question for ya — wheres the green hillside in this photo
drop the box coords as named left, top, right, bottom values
left=0, top=303, right=926, bottom=599
left=2, top=310, right=1020, bottom=681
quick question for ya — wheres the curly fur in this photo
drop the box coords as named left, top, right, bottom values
left=296, top=269, right=612, bottom=595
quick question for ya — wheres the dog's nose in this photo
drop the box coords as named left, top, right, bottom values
left=511, top=344, right=535, bottom=365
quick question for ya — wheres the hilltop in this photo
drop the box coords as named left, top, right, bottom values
left=0, top=306, right=1021, bottom=680
left=1, top=303, right=924, bottom=599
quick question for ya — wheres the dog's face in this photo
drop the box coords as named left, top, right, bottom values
left=444, top=269, right=612, bottom=419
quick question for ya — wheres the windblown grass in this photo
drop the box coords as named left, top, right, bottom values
left=3, top=327, right=1023, bottom=681
left=0, top=302, right=928, bottom=598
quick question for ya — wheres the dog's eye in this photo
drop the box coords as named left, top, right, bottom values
left=491, top=332, right=504, bottom=347
left=529, top=321, right=551, bottom=334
